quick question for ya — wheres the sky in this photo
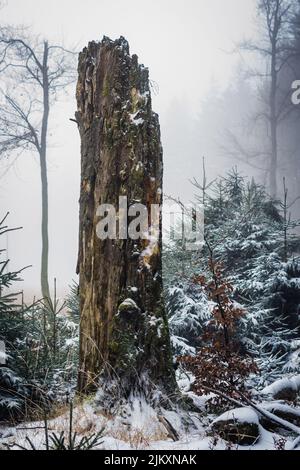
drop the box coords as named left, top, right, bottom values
left=0, top=0, right=257, bottom=299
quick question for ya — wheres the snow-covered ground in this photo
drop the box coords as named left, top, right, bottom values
left=1, top=392, right=299, bottom=451
left=1, top=372, right=300, bottom=451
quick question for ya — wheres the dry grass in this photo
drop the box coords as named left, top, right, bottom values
left=3, top=395, right=179, bottom=451
left=110, top=425, right=168, bottom=450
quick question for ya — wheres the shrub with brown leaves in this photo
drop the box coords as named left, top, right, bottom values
left=180, top=258, right=258, bottom=411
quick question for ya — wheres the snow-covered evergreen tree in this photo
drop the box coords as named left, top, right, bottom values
left=0, top=214, right=80, bottom=420
left=205, top=172, right=300, bottom=384
left=165, top=169, right=300, bottom=385
left=163, top=228, right=210, bottom=355
left=0, top=213, right=29, bottom=420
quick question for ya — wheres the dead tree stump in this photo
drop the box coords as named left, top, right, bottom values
left=76, top=36, right=176, bottom=405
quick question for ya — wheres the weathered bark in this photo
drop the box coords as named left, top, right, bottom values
left=76, top=36, right=176, bottom=403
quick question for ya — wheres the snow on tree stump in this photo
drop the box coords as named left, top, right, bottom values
left=211, top=408, right=260, bottom=446
left=76, top=36, right=176, bottom=404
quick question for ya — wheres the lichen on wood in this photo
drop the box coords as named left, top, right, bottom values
left=76, top=36, right=176, bottom=404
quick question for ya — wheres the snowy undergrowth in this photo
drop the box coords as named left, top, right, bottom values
left=0, top=397, right=203, bottom=450
left=0, top=400, right=298, bottom=450
left=1, top=374, right=300, bottom=450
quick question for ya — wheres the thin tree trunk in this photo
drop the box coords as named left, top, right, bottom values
left=282, top=177, right=288, bottom=263
left=270, top=102, right=278, bottom=198
left=40, top=41, right=50, bottom=302
left=270, top=38, right=278, bottom=198
left=269, top=1, right=280, bottom=199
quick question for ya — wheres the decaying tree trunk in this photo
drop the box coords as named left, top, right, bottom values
left=76, top=36, right=176, bottom=404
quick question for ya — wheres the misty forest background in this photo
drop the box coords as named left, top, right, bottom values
left=1, top=0, right=300, bottom=450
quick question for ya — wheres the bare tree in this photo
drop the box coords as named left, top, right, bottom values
left=229, top=0, right=297, bottom=197
left=0, top=27, right=76, bottom=302
left=259, top=0, right=292, bottom=197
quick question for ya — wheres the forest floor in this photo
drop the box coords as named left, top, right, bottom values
left=1, top=378, right=300, bottom=451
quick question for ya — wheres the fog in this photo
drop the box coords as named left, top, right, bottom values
left=0, top=0, right=258, bottom=299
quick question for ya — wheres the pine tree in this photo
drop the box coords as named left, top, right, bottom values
left=167, top=169, right=300, bottom=386
left=0, top=213, right=29, bottom=421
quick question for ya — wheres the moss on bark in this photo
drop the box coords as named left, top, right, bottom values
left=76, top=36, right=177, bottom=401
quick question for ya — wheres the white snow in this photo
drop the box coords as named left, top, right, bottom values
left=293, top=375, right=300, bottom=389
left=1, top=397, right=300, bottom=451
left=212, top=407, right=259, bottom=425
left=134, top=161, right=144, bottom=171
left=262, top=402, right=300, bottom=417
left=118, top=298, right=139, bottom=311
left=129, top=111, right=144, bottom=126
left=262, top=375, right=300, bottom=396
left=139, top=90, right=150, bottom=99
left=0, top=340, right=7, bottom=364
left=65, top=338, right=77, bottom=348
left=171, top=335, right=196, bottom=355
left=0, top=350, right=8, bottom=363
left=129, top=286, right=138, bottom=293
